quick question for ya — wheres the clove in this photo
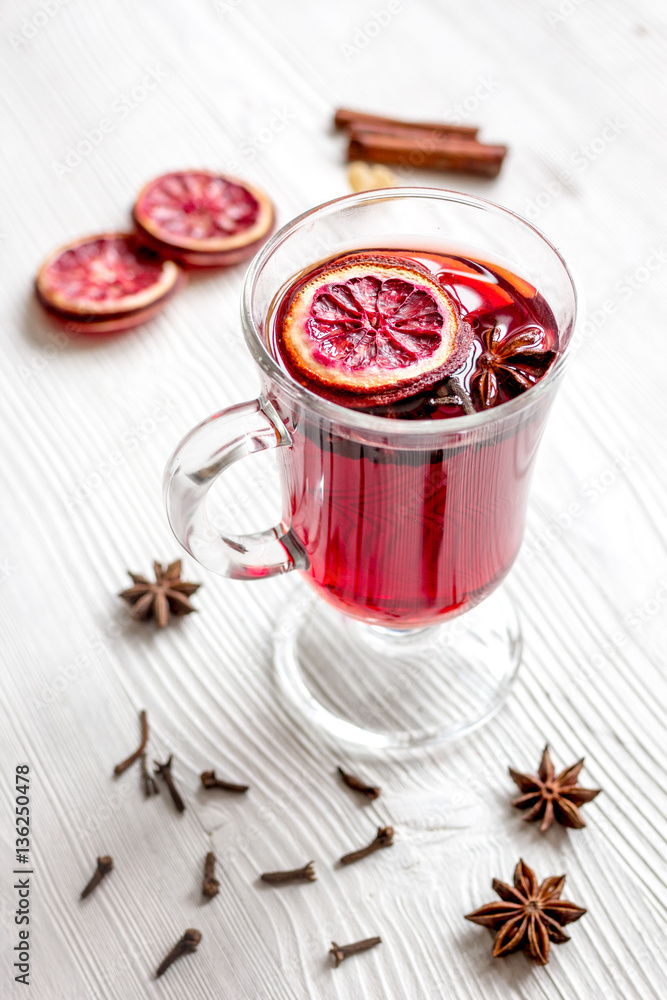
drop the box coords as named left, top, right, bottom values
left=434, top=377, right=475, bottom=415
left=154, top=755, right=185, bottom=812
left=200, top=770, right=249, bottom=793
left=113, top=709, right=149, bottom=776
left=339, top=826, right=394, bottom=866
left=155, top=928, right=201, bottom=979
left=337, top=765, right=380, bottom=800
left=202, top=852, right=220, bottom=899
left=140, top=752, right=159, bottom=797
left=80, top=855, right=113, bottom=899
left=330, top=936, right=382, bottom=967
left=260, top=861, right=316, bottom=884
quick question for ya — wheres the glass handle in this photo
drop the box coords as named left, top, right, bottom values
left=164, top=398, right=307, bottom=580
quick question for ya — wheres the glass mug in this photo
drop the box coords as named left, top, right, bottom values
left=165, top=189, right=576, bottom=749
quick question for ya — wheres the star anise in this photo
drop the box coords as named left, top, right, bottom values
left=509, top=745, right=601, bottom=832
left=470, top=324, right=556, bottom=408
left=119, top=560, right=200, bottom=627
left=465, top=859, right=586, bottom=965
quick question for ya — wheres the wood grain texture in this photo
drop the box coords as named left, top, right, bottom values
left=1, top=0, right=667, bottom=996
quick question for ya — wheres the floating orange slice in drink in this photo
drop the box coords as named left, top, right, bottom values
left=279, top=254, right=473, bottom=405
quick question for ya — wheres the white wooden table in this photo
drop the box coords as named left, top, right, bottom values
left=2, top=0, right=667, bottom=996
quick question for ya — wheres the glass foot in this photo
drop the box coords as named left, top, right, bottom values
left=274, top=585, right=522, bottom=750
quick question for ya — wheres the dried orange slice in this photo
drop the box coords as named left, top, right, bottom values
left=133, top=170, right=274, bottom=268
left=35, top=233, right=184, bottom=334
left=279, top=255, right=472, bottom=405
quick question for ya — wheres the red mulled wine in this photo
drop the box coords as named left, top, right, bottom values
left=270, top=249, right=559, bottom=627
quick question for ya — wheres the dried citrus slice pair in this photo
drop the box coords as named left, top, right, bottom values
left=36, top=171, right=275, bottom=334
left=279, top=254, right=473, bottom=406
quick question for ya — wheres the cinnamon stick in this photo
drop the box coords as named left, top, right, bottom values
left=343, top=120, right=477, bottom=146
left=334, top=107, right=478, bottom=140
left=347, top=129, right=507, bottom=178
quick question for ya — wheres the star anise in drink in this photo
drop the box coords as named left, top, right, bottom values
left=119, top=560, right=200, bottom=627
left=465, top=859, right=586, bottom=965
left=470, top=324, right=556, bottom=408
left=509, top=745, right=601, bottom=832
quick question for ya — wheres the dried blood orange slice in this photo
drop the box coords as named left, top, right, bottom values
left=133, top=170, right=275, bottom=268
left=279, top=255, right=473, bottom=405
left=35, top=233, right=184, bottom=334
